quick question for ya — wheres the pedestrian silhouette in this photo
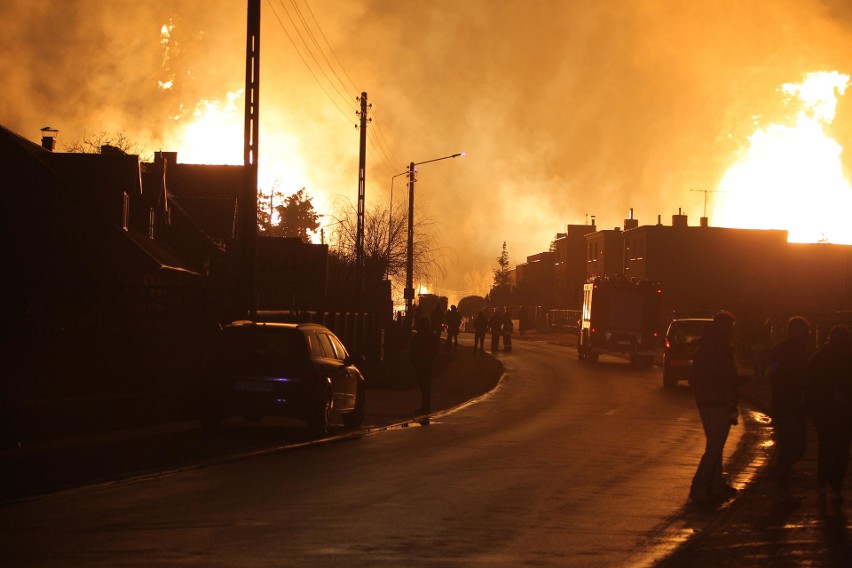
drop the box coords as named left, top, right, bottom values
left=410, top=315, right=440, bottom=415
left=518, top=305, right=528, bottom=339
left=689, top=310, right=742, bottom=503
left=489, top=308, right=504, bottom=353
left=765, top=315, right=811, bottom=504
left=502, top=310, right=514, bottom=352
left=473, top=310, right=488, bottom=356
left=806, top=325, right=852, bottom=505
left=430, top=304, right=444, bottom=342
left=446, top=305, right=462, bottom=352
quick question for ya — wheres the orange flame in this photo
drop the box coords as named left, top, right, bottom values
left=713, top=71, right=852, bottom=243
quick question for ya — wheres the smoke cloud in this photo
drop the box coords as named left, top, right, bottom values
left=3, top=1, right=852, bottom=303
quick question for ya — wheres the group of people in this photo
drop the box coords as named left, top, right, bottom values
left=471, top=307, right=517, bottom=355
left=409, top=305, right=527, bottom=417
left=689, top=311, right=852, bottom=506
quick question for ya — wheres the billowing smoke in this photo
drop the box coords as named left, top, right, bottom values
left=3, top=1, right=852, bottom=303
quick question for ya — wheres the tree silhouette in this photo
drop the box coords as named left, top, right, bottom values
left=258, top=187, right=320, bottom=242
left=489, top=241, right=513, bottom=306
left=327, top=199, right=445, bottom=303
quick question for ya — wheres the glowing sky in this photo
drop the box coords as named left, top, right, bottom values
left=3, top=0, right=852, bottom=303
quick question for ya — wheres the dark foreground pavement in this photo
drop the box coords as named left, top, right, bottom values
left=2, top=334, right=850, bottom=566
left=0, top=345, right=502, bottom=504
left=656, top=374, right=852, bottom=567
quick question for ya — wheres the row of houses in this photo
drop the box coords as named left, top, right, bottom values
left=1, top=124, right=388, bottom=397
left=510, top=207, right=852, bottom=337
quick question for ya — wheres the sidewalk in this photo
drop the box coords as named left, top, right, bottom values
left=0, top=343, right=503, bottom=503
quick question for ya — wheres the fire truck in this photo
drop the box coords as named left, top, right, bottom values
left=577, top=276, right=663, bottom=366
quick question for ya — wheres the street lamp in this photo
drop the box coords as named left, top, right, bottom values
left=405, top=152, right=465, bottom=325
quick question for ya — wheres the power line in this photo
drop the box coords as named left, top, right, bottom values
left=276, top=0, right=358, bottom=112
left=265, top=0, right=355, bottom=122
left=300, top=0, right=361, bottom=95
left=266, top=0, right=400, bottom=171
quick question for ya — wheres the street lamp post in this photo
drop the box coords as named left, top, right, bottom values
left=404, top=152, right=464, bottom=327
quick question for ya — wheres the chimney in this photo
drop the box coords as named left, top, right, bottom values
left=700, top=216, right=709, bottom=227
left=40, top=127, right=58, bottom=151
left=672, top=207, right=688, bottom=228
left=623, top=207, right=639, bottom=230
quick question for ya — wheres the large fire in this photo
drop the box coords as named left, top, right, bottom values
left=713, top=71, right=852, bottom=243
left=156, top=19, right=326, bottom=239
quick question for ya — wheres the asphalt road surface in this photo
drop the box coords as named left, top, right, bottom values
left=0, top=338, right=749, bottom=566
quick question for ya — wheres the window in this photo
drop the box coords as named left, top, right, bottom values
left=327, top=334, right=349, bottom=362
left=307, top=332, right=326, bottom=358
left=122, top=191, right=129, bottom=231
left=317, top=333, right=337, bottom=360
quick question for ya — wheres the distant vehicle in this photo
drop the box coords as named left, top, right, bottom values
left=197, top=321, right=366, bottom=435
left=577, top=276, right=663, bottom=366
left=662, top=317, right=714, bottom=388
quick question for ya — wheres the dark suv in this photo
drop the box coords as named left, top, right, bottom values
left=662, top=317, right=713, bottom=388
left=197, top=321, right=366, bottom=434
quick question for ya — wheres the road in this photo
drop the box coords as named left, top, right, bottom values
left=0, top=338, right=752, bottom=566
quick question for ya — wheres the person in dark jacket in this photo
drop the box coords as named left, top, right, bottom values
left=502, top=311, right=514, bottom=352
left=806, top=325, right=852, bottom=504
left=489, top=309, right=504, bottom=353
left=410, top=315, right=440, bottom=415
left=765, top=316, right=811, bottom=503
left=689, top=310, right=741, bottom=502
left=473, top=310, right=488, bottom=356
left=445, top=305, right=462, bottom=352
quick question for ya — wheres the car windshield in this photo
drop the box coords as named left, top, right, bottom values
left=669, top=320, right=711, bottom=345
left=206, top=327, right=309, bottom=376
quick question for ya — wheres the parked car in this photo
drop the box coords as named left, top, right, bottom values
left=197, top=321, right=366, bottom=434
left=662, top=317, right=713, bottom=388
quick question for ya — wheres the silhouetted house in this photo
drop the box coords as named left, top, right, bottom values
left=553, top=223, right=597, bottom=308
left=591, top=210, right=852, bottom=324
left=255, top=237, right=328, bottom=310
left=144, top=152, right=240, bottom=246
left=514, top=251, right=556, bottom=310
left=622, top=213, right=787, bottom=318
left=585, top=227, right=625, bottom=278
left=0, top=124, right=225, bottom=394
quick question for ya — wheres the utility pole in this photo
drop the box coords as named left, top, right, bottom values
left=356, top=92, right=369, bottom=311
left=241, top=0, right=260, bottom=320
left=405, top=161, right=416, bottom=322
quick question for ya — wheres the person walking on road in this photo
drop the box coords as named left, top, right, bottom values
left=518, top=306, right=528, bottom=339
left=765, top=316, right=811, bottom=504
left=489, top=308, right=504, bottom=353
left=689, top=310, right=742, bottom=503
left=410, top=315, right=440, bottom=416
left=445, top=305, right=462, bottom=352
left=806, top=325, right=852, bottom=505
left=502, top=310, right=514, bottom=352
left=473, top=310, right=488, bottom=355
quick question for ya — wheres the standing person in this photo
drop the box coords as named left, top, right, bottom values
left=430, top=304, right=444, bottom=342
left=765, top=316, right=811, bottom=503
left=473, top=310, right=488, bottom=355
left=489, top=308, right=504, bottom=353
left=502, top=310, right=514, bottom=352
left=806, top=325, right=852, bottom=504
left=445, top=305, right=462, bottom=352
left=689, top=310, right=741, bottom=502
left=518, top=306, right=528, bottom=339
left=410, top=315, right=440, bottom=416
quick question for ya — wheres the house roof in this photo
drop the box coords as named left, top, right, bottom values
left=0, top=124, right=199, bottom=285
